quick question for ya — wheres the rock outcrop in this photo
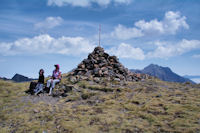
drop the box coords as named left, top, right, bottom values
left=68, top=46, right=150, bottom=83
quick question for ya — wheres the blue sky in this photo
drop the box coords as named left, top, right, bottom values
left=0, top=0, right=200, bottom=79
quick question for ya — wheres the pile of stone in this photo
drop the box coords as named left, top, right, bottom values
left=69, top=46, right=150, bottom=82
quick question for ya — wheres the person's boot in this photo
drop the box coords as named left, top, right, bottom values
left=48, top=88, right=52, bottom=95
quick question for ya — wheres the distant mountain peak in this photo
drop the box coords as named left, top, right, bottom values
left=13, top=73, right=27, bottom=77
left=131, top=64, right=195, bottom=84
left=12, top=73, right=35, bottom=82
left=148, top=63, right=158, bottom=67
left=144, top=64, right=172, bottom=72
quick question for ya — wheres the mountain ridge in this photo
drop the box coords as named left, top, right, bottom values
left=12, top=73, right=36, bottom=82
left=0, top=73, right=36, bottom=82
left=130, top=64, right=195, bottom=84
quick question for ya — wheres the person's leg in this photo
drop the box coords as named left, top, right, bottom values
left=34, top=84, right=39, bottom=94
left=46, top=79, right=52, bottom=88
left=35, top=84, right=44, bottom=95
left=49, top=79, right=60, bottom=95
left=52, top=79, right=60, bottom=88
left=41, top=84, right=44, bottom=93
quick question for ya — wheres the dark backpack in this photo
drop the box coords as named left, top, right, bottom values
left=27, top=81, right=37, bottom=95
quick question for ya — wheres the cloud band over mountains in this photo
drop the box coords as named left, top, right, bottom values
left=47, top=0, right=131, bottom=7
left=0, top=34, right=200, bottom=60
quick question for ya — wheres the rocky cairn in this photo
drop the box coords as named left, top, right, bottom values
left=68, top=46, right=150, bottom=83
left=52, top=46, right=151, bottom=97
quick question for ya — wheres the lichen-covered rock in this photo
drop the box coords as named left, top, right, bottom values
left=53, top=85, right=74, bottom=97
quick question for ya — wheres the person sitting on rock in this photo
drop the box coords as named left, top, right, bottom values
left=47, top=64, right=62, bottom=95
left=34, top=69, right=45, bottom=95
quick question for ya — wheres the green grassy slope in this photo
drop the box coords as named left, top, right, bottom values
left=0, top=77, right=200, bottom=133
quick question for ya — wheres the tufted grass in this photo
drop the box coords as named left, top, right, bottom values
left=0, top=78, right=200, bottom=132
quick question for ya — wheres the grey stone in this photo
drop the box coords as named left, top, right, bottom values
left=114, top=78, right=120, bottom=82
left=69, top=76, right=77, bottom=83
left=94, top=77, right=100, bottom=83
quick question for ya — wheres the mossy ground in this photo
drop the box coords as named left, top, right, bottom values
left=0, top=78, right=200, bottom=133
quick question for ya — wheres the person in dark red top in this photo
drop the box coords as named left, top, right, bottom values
left=46, top=64, right=61, bottom=95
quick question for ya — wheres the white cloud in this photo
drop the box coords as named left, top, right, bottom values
left=47, top=0, right=130, bottom=7
left=135, top=11, right=189, bottom=35
left=34, top=16, right=63, bottom=30
left=192, top=54, right=200, bottom=58
left=111, top=24, right=143, bottom=40
left=106, top=43, right=145, bottom=60
left=112, top=11, right=189, bottom=40
left=0, top=34, right=96, bottom=56
left=104, top=39, right=200, bottom=60
left=106, top=39, right=200, bottom=60
left=147, top=39, right=200, bottom=58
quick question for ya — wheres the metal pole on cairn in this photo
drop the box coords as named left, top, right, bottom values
left=99, top=24, right=101, bottom=47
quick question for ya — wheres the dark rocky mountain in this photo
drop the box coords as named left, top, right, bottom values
left=130, top=64, right=195, bottom=84
left=0, top=77, right=10, bottom=81
left=11, top=74, right=35, bottom=82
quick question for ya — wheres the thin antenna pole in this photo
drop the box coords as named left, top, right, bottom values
left=99, top=24, right=101, bottom=47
